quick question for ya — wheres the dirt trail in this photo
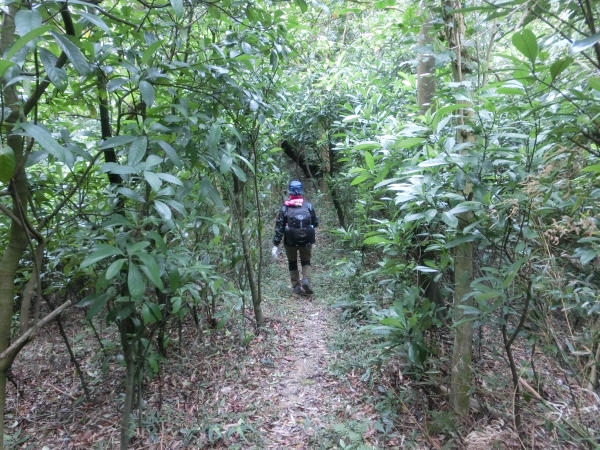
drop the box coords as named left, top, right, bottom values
left=257, top=299, right=343, bottom=448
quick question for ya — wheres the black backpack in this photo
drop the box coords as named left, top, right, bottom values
left=285, top=204, right=315, bottom=245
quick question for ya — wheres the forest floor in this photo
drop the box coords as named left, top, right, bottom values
left=5, top=193, right=599, bottom=449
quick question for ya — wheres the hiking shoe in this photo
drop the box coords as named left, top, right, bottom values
left=293, top=285, right=303, bottom=295
left=301, top=278, right=313, bottom=295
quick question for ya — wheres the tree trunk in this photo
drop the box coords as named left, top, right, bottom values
left=232, top=176, right=263, bottom=327
left=450, top=227, right=474, bottom=415
left=417, top=12, right=436, bottom=113
left=0, top=3, right=30, bottom=447
left=119, top=318, right=136, bottom=450
left=444, top=0, right=475, bottom=417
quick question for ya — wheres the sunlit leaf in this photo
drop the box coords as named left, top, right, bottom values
left=364, top=236, right=389, bottom=245
left=355, top=142, right=381, bottom=151
left=154, top=199, right=172, bottom=221
left=571, top=31, right=600, bottom=54
left=15, top=10, right=42, bottom=37
left=170, top=0, right=184, bottom=19
left=5, top=26, right=51, bottom=60
left=364, top=151, right=375, bottom=170
left=512, top=29, right=538, bottom=64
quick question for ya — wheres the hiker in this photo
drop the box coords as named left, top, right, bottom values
left=271, top=180, right=319, bottom=295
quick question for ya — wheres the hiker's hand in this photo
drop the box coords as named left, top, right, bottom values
left=271, top=246, right=278, bottom=260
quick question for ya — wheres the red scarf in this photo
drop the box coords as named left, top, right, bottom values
left=284, top=195, right=304, bottom=207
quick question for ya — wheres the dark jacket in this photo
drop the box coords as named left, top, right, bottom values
left=273, top=201, right=319, bottom=247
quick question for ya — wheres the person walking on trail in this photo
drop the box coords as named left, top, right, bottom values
left=271, top=180, right=319, bottom=295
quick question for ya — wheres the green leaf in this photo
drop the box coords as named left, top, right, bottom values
left=364, top=151, right=375, bottom=170
left=550, top=57, right=573, bottom=81
left=100, top=135, right=137, bottom=149
left=588, top=77, right=600, bottom=92
left=342, top=114, right=361, bottom=123
left=166, top=199, right=187, bottom=217
left=424, top=209, right=437, bottom=222
left=136, top=252, right=164, bottom=289
left=128, top=136, right=147, bottom=166
left=170, top=0, right=184, bottom=19
left=82, top=293, right=110, bottom=320
left=0, top=60, right=16, bottom=77
left=147, top=231, right=166, bottom=252
left=296, top=0, right=308, bottom=12
left=571, top=31, right=600, bottom=54
left=457, top=305, right=482, bottom=315
left=0, top=144, right=15, bottom=184
left=5, top=26, right=51, bottom=60
left=18, top=123, right=65, bottom=161
left=512, top=29, right=538, bottom=64
left=395, top=137, right=425, bottom=149
left=351, top=174, right=370, bottom=186
left=144, top=171, right=162, bottom=191
left=154, top=200, right=172, bottom=221
left=81, top=244, right=123, bottom=268
left=106, top=258, right=126, bottom=279
left=127, top=263, right=145, bottom=299
left=355, top=142, right=381, bottom=151
left=49, top=31, right=92, bottom=76
left=77, top=11, right=111, bottom=34
left=39, top=48, right=67, bottom=91
left=139, top=80, right=155, bottom=107
left=379, top=317, right=405, bottom=329
left=270, top=49, right=278, bottom=71
left=101, top=163, right=137, bottom=175
left=441, top=211, right=459, bottom=228
left=15, top=10, right=42, bottom=37
left=582, top=163, right=600, bottom=173
left=142, top=302, right=163, bottom=324
left=404, top=213, right=424, bottom=222
left=116, top=187, right=146, bottom=202
left=364, top=236, right=390, bottom=245
left=156, top=140, right=182, bottom=167
left=141, top=40, right=163, bottom=65
left=156, top=172, right=183, bottom=185
left=473, top=291, right=503, bottom=302
left=446, top=234, right=477, bottom=249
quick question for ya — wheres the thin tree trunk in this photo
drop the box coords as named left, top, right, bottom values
left=0, top=4, right=29, bottom=447
left=450, top=229, right=474, bottom=415
left=119, top=318, right=136, bottom=450
left=417, top=12, right=436, bottom=113
left=444, top=0, right=475, bottom=417
left=232, top=176, right=263, bottom=327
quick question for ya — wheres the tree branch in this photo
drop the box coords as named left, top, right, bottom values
left=0, top=300, right=72, bottom=361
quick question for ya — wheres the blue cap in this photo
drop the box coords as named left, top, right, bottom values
left=288, top=180, right=303, bottom=195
